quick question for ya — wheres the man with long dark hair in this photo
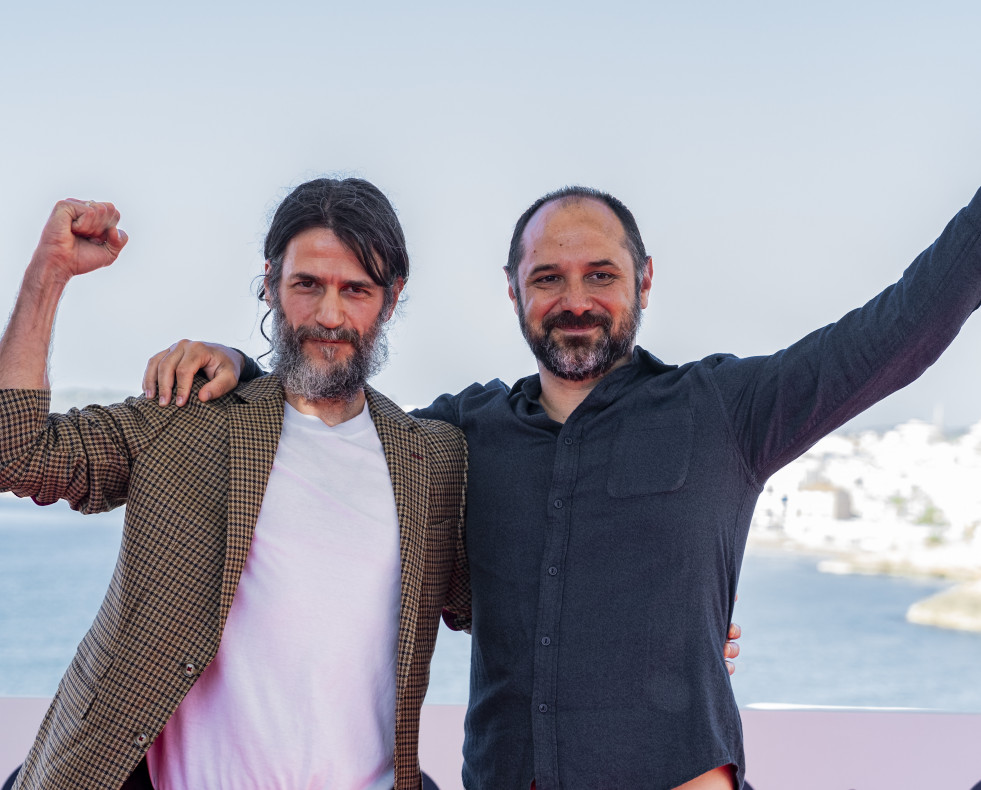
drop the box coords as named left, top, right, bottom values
left=0, top=179, right=468, bottom=789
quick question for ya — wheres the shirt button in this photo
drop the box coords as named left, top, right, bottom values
left=564, top=437, right=573, bottom=445
left=553, top=499, right=563, bottom=509
left=539, top=703, right=548, bottom=713
left=540, top=636, right=551, bottom=646
left=135, top=733, right=149, bottom=747
left=183, top=662, right=196, bottom=677
left=547, top=566, right=558, bottom=576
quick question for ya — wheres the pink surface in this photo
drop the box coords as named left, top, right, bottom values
left=740, top=708, right=981, bottom=790
left=420, top=705, right=981, bottom=790
left=3, top=700, right=980, bottom=789
left=0, top=698, right=48, bottom=781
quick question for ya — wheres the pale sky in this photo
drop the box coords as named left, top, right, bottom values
left=2, top=0, right=981, bottom=430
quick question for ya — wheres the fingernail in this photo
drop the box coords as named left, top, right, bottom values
left=159, top=396, right=167, bottom=406
left=176, top=395, right=185, bottom=406
left=144, top=389, right=152, bottom=399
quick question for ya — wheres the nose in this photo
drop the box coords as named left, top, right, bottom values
left=558, top=279, right=593, bottom=315
left=315, top=290, right=345, bottom=328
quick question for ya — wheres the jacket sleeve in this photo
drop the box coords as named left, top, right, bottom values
left=433, top=419, right=471, bottom=632
left=441, top=498, right=472, bottom=633
left=0, top=388, right=177, bottom=513
left=712, top=186, right=981, bottom=484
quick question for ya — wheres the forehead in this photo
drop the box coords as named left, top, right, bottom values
left=519, top=197, right=630, bottom=269
left=282, top=227, right=369, bottom=277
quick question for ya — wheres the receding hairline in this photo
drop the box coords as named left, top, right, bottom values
left=518, top=194, right=632, bottom=254
left=506, top=185, right=649, bottom=294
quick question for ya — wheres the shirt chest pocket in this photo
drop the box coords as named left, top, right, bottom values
left=606, top=408, right=693, bottom=497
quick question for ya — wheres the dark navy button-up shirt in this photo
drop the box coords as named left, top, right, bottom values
left=416, top=188, right=981, bottom=789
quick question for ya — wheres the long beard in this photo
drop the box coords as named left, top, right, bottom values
left=518, top=299, right=640, bottom=382
left=270, top=310, right=389, bottom=402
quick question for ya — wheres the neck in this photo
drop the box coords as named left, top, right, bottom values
left=537, top=354, right=631, bottom=424
left=284, top=388, right=367, bottom=427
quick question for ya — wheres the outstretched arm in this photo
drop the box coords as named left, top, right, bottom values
left=0, top=199, right=127, bottom=389
left=717, top=187, right=981, bottom=482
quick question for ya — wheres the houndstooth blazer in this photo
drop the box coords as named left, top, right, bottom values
left=0, top=375, right=470, bottom=790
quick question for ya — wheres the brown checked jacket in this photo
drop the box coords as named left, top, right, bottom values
left=0, top=375, right=470, bottom=790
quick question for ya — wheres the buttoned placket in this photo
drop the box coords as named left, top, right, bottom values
left=530, top=416, right=583, bottom=789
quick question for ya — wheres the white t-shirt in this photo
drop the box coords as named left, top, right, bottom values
left=148, top=402, right=402, bottom=790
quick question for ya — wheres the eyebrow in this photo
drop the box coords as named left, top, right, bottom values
left=525, top=259, right=620, bottom=277
left=289, top=271, right=377, bottom=289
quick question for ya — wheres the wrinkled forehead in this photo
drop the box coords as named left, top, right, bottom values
left=280, top=228, right=372, bottom=276
left=283, top=227, right=383, bottom=278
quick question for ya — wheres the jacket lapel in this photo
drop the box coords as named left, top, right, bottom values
left=365, top=386, right=431, bottom=722
left=221, top=376, right=285, bottom=631
left=217, top=379, right=429, bottom=720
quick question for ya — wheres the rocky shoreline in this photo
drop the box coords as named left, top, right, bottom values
left=906, top=581, right=981, bottom=633
left=747, top=530, right=981, bottom=633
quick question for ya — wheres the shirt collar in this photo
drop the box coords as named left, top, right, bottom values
left=508, top=346, right=678, bottom=423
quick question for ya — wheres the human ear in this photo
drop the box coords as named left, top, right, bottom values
left=638, top=257, right=653, bottom=309
left=506, top=267, right=519, bottom=316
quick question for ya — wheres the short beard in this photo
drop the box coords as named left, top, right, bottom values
left=517, top=294, right=640, bottom=382
left=270, top=307, right=389, bottom=403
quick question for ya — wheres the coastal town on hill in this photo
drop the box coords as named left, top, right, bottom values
left=750, top=416, right=981, bottom=633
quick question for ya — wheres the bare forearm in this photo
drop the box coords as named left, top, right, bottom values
left=0, top=198, right=127, bottom=391
left=0, top=259, right=70, bottom=390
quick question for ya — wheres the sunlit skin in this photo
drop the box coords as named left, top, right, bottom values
left=508, top=197, right=652, bottom=423
left=264, top=227, right=402, bottom=425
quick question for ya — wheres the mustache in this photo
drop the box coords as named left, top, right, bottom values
left=293, top=325, right=362, bottom=344
left=542, top=311, right=612, bottom=333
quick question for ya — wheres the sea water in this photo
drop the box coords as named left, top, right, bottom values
left=3, top=494, right=981, bottom=711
